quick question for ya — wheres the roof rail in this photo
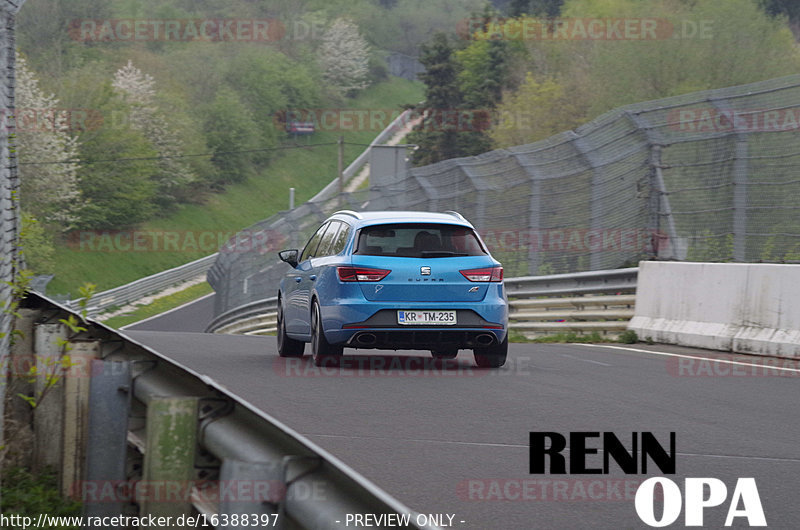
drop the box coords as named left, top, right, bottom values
left=443, top=210, right=466, bottom=221
left=333, top=210, right=363, bottom=219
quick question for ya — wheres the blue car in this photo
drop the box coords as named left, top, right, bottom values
left=277, top=211, right=509, bottom=367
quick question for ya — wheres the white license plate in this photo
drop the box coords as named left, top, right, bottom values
left=397, top=310, right=457, bottom=325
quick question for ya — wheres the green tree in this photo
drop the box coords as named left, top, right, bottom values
left=559, top=0, right=800, bottom=117
left=318, top=18, right=371, bottom=98
left=53, top=65, right=160, bottom=229
left=112, top=60, right=198, bottom=211
left=490, top=72, right=583, bottom=147
left=76, top=120, right=160, bottom=229
left=225, top=47, right=319, bottom=152
left=456, top=10, right=512, bottom=156
left=19, top=214, right=55, bottom=274
left=202, top=88, right=263, bottom=186
left=759, top=0, right=800, bottom=39
left=408, top=32, right=463, bottom=165
left=17, top=0, right=116, bottom=76
left=16, top=54, right=80, bottom=227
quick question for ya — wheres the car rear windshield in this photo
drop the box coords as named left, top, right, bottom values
left=355, top=223, right=487, bottom=258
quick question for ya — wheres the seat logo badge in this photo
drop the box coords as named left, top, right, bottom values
left=420, top=266, right=431, bottom=276
left=468, top=286, right=479, bottom=293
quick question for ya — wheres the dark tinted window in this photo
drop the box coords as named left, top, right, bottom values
left=355, top=223, right=486, bottom=258
left=300, top=222, right=329, bottom=262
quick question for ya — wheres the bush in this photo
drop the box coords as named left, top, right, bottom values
left=1, top=467, right=81, bottom=529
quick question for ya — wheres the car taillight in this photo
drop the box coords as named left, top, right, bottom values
left=337, top=266, right=391, bottom=282
left=460, top=266, right=503, bottom=282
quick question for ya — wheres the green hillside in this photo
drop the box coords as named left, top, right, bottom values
left=47, top=79, right=423, bottom=296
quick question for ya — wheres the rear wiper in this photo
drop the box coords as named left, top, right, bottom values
left=419, top=251, right=468, bottom=257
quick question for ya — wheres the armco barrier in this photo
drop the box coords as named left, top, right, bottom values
left=65, top=253, right=218, bottom=318
left=8, top=292, right=440, bottom=528
left=206, top=268, right=639, bottom=337
left=628, top=261, right=800, bottom=359
left=506, top=268, right=637, bottom=336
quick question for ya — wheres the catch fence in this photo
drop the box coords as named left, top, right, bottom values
left=207, top=74, right=800, bottom=317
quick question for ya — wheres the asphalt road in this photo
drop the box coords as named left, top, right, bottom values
left=122, top=329, right=800, bottom=529
left=122, top=293, right=215, bottom=332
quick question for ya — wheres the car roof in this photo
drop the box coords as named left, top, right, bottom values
left=328, top=210, right=473, bottom=228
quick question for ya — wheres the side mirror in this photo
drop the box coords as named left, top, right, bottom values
left=279, top=249, right=299, bottom=268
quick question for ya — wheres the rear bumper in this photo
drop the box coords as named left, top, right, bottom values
left=329, top=308, right=506, bottom=349
left=317, top=286, right=508, bottom=348
left=345, top=328, right=503, bottom=350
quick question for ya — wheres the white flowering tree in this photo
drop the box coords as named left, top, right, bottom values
left=112, top=60, right=196, bottom=207
left=16, top=54, right=80, bottom=226
left=319, top=18, right=371, bottom=98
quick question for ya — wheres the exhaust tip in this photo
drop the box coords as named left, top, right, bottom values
left=357, top=333, right=377, bottom=345
left=476, top=334, right=495, bottom=346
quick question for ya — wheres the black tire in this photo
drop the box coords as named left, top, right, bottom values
left=311, top=301, right=343, bottom=366
left=473, top=335, right=508, bottom=368
left=277, top=299, right=305, bottom=357
left=431, top=349, right=458, bottom=360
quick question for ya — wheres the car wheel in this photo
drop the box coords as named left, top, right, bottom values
left=311, top=300, right=342, bottom=366
left=431, top=349, right=458, bottom=360
left=277, top=300, right=305, bottom=357
left=473, top=335, right=508, bottom=368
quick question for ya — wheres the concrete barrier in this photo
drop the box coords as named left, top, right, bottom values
left=628, top=261, right=800, bottom=359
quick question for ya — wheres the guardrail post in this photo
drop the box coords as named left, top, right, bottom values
left=32, top=322, right=68, bottom=473
left=83, top=359, right=132, bottom=518
left=61, top=340, right=101, bottom=498
left=140, top=396, right=199, bottom=519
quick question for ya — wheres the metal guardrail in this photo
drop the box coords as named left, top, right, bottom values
left=65, top=111, right=412, bottom=318
left=65, top=253, right=219, bottom=318
left=206, top=268, right=639, bottom=337
left=11, top=292, right=440, bottom=529
left=207, top=296, right=279, bottom=335
left=505, top=267, right=638, bottom=336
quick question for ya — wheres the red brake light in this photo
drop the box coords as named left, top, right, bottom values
left=460, top=266, right=503, bottom=282
left=337, top=266, right=391, bottom=282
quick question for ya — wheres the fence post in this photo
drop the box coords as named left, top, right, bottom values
left=569, top=132, right=606, bottom=271
left=710, top=98, right=749, bottom=262
left=732, top=138, right=748, bottom=261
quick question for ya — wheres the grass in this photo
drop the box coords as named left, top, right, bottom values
left=0, top=467, right=81, bottom=529
left=100, top=281, right=214, bottom=329
left=48, top=77, right=424, bottom=297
